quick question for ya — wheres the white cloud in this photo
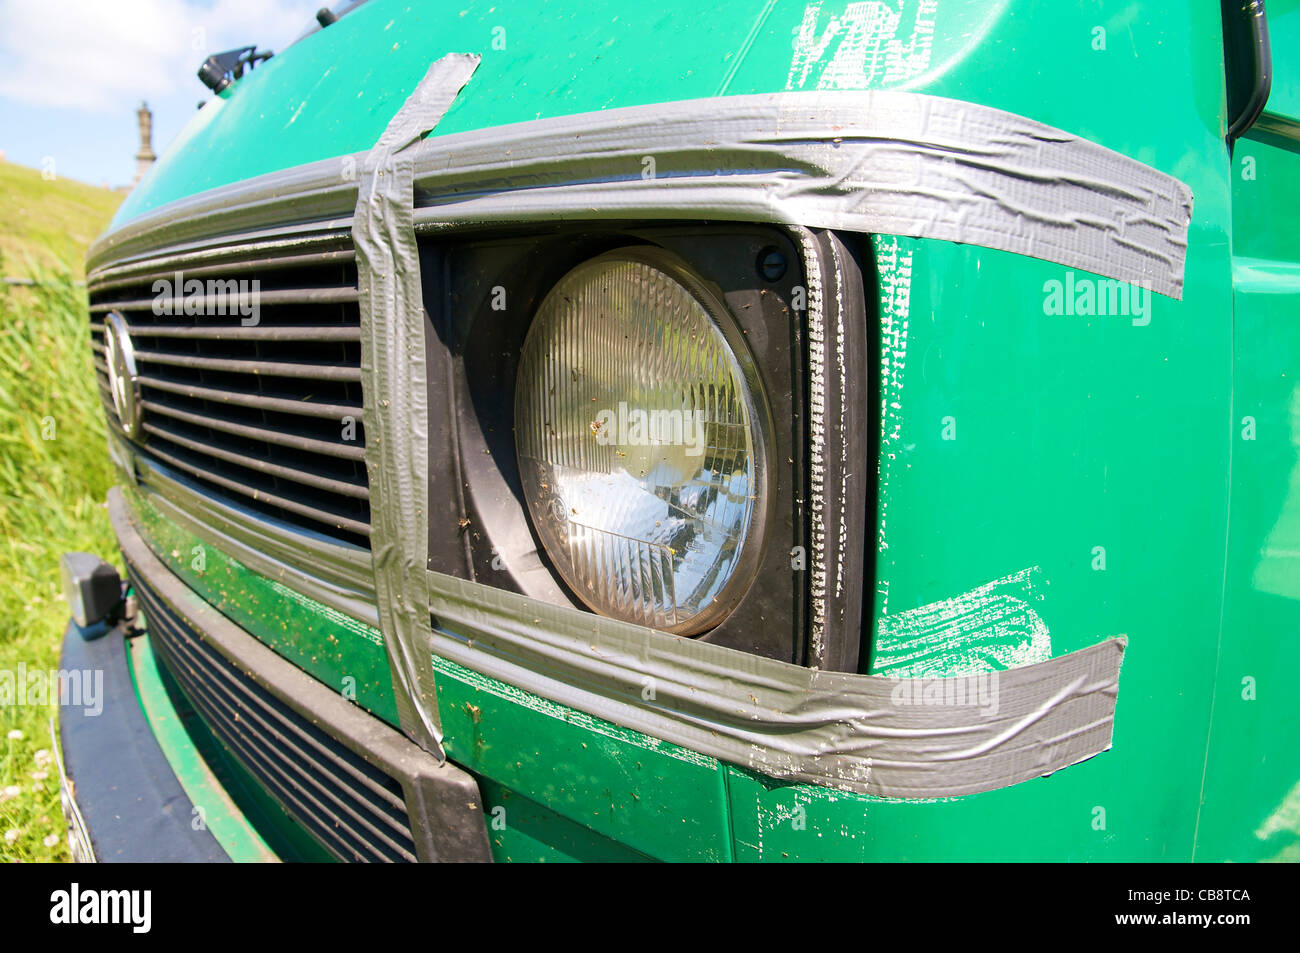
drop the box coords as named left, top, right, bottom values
left=0, top=0, right=315, bottom=112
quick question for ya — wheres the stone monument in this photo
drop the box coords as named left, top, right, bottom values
left=133, top=102, right=156, bottom=187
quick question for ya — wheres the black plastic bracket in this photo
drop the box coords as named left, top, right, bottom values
left=1222, top=0, right=1272, bottom=144
left=197, top=46, right=274, bottom=94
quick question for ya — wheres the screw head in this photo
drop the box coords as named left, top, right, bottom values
left=757, top=246, right=787, bottom=282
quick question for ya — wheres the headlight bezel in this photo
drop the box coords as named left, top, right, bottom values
left=424, top=223, right=868, bottom=670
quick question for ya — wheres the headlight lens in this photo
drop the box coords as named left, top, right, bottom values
left=515, top=250, right=768, bottom=634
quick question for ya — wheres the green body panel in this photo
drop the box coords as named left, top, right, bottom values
left=1267, top=3, right=1300, bottom=119
left=1195, top=6, right=1300, bottom=861
left=116, top=0, right=815, bottom=224
left=102, top=0, right=1300, bottom=860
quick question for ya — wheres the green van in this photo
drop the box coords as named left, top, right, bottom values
left=58, top=0, right=1300, bottom=862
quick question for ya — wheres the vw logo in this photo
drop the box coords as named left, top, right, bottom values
left=103, top=312, right=142, bottom=438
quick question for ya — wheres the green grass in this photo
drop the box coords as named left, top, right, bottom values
left=0, top=159, right=124, bottom=281
left=1, top=163, right=122, bottom=861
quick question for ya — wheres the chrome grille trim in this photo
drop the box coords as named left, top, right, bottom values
left=137, top=420, right=370, bottom=500
left=130, top=375, right=361, bottom=421
left=88, top=166, right=356, bottom=273
left=91, top=245, right=356, bottom=294
left=91, top=321, right=362, bottom=342
left=121, top=348, right=364, bottom=382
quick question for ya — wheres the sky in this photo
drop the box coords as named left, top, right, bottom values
left=0, top=0, right=324, bottom=188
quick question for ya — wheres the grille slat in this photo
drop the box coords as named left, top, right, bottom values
left=91, top=246, right=356, bottom=295
left=131, top=570, right=417, bottom=863
left=139, top=401, right=365, bottom=461
left=90, top=243, right=371, bottom=544
left=169, top=675, right=403, bottom=862
left=88, top=285, right=359, bottom=313
left=92, top=321, right=362, bottom=342
left=130, top=350, right=363, bottom=382
left=140, top=420, right=369, bottom=500
left=137, top=438, right=372, bottom=538
left=137, top=375, right=362, bottom=421
left=167, top=662, right=412, bottom=841
left=160, top=643, right=413, bottom=862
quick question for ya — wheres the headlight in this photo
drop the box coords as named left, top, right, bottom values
left=514, top=249, right=769, bottom=634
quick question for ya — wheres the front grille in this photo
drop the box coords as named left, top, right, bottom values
left=90, top=242, right=369, bottom=545
left=128, top=562, right=418, bottom=862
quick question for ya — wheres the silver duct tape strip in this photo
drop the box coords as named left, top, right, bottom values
left=426, top=571, right=1125, bottom=798
left=354, top=53, right=480, bottom=760
left=93, top=91, right=1192, bottom=298
left=407, top=90, right=1193, bottom=299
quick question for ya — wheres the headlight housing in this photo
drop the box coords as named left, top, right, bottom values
left=514, top=249, right=770, bottom=634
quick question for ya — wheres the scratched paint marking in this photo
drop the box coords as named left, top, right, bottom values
left=871, top=566, right=1053, bottom=678
left=1255, top=779, right=1300, bottom=844
left=787, top=0, right=939, bottom=91
left=747, top=784, right=874, bottom=859
left=1255, top=777, right=1300, bottom=862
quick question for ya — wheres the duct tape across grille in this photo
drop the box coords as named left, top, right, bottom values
left=353, top=53, right=481, bottom=760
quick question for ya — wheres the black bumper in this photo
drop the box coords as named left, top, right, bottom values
left=57, top=619, right=230, bottom=862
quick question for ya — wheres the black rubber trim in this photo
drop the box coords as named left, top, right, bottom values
left=58, top=619, right=231, bottom=862
left=1223, top=0, right=1273, bottom=143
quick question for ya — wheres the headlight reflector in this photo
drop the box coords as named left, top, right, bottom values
left=515, top=251, right=767, bottom=634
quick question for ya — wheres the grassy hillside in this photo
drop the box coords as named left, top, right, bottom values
left=0, top=159, right=123, bottom=280
left=0, top=162, right=122, bottom=861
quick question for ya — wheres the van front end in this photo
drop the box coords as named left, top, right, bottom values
left=57, top=0, right=1300, bottom=862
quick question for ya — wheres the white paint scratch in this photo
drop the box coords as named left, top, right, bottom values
left=873, top=567, right=1053, bottom=677
left=787, top=0, right=939, bottom=91
left=874, top=236, right=913, bottom=617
